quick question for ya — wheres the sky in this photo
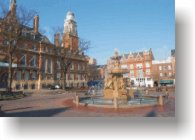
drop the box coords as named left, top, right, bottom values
left=1, top=0, right=175, bottom=65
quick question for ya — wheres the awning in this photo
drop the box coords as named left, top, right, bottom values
left=160, top=80, right=174, bottom=84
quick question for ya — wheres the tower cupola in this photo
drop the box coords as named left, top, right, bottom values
left=64, top=11, right=78, bottom=36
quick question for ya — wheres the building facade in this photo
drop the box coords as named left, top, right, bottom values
left=152, top=57, right=175, bottom=86
left=0, top=0, right=88, bottom=90
left=152, top=49, right=176, bottom=86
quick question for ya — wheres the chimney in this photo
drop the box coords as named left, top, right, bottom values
left=33, top=15, right=39, bottom=34
left=54, top=33, right=60, bottom=47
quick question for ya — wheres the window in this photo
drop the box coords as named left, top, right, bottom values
left=137, top=70, right=144, bottom=77
left=70, top=74, right=74, bottom=80
left=146, top=69, right=150, bottom=75
left=30, top=56, right=36, bottom=66
left=163, top=66, right=167, bottom=70
left=159, top=66, right=162, bottom=70
left=70, top=63, right=74, bottom=70
left=160, top=73, right=163, bottom=77
left=147, top=78, right=151, bottom=81
left=169, top=72, right=172, bottom=77
left=16, top=71, right=21, bottom=80
left=130, top=64, right=134, bottom=69
left=130, top=70, right=134, bottom=77
left=57, top=73, right=61, bottom=80
left=24, top=71, right=30, bottom=80
left=57, top=61, right=61, bottom=69
left=146, top=62, right=150, bottom=68
left=32, top=71, right=36, bottom=80
left=21, top=55, right=26, bottom=65
left=136, top=63, right=143, bottom=69
left=47, top=58, right=52, bottom=74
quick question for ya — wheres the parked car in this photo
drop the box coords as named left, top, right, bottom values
left=48, top=84, right=61, bottom=90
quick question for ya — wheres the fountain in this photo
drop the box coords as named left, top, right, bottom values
left=104, top=49, right=129, bottom=102
left=74, top=49, right=168, bottom=109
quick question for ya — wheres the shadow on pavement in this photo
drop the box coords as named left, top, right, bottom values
left=145, top=106, right=158, bottom=117
left=145, top=110, right=157, bottom=117
left=4, top=107, right=35, bottom=112
left=1, top=107, right=70, bottom=117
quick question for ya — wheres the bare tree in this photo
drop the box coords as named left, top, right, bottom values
left=0, top=2, right=37, bottom=93
left=52, top=27, right=91, bottom=89
left=60, top=39, right=90, bottom=90
left=79, top=38, right=91, bottom=53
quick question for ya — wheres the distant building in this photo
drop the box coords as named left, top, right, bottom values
left=0, top=1, right=88, bottom=90
left=152, top=57, right=175, bottom=86
left=86, top=57, right=103, bottom=81
left=97, top=65, right=106, bottom=80
left=87, top=57, right=97, bottom=65
left=107, top=49, right=154, bottom=87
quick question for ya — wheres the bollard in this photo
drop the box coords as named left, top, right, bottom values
left=75, top=96, right=79, bottom=107
left=159, top=95, right=164, bottom=106
left=113, top=98, right=118, bottom=109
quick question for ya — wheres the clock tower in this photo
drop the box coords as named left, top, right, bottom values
left=62, top=11, right=79, bottom=51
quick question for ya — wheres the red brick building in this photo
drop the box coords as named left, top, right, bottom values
left=0, top=0, right=88, bottom=90
left=152, top=57, right=175, bottom=86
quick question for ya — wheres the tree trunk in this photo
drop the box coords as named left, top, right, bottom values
left=63, top=71, right=67, bottom=90
left=8, top=53, right=13, bottom=94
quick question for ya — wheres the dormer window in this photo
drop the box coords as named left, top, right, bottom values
left=30, top=56, right=36, bottom=66
left=21, top=55, right=26, bottom=65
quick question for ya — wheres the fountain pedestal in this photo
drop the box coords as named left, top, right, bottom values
left=104, top=85, right=128, bottom=100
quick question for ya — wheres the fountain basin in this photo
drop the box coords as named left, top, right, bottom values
left=73, top=95, right=166, bottom=109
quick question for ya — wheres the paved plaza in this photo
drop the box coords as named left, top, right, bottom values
left=0, top=90, right=175, bottom=117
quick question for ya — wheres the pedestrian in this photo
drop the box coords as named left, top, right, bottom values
left=92, top=86, right=95, bottom=96
left=87, top=87, right=92, bottom=95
